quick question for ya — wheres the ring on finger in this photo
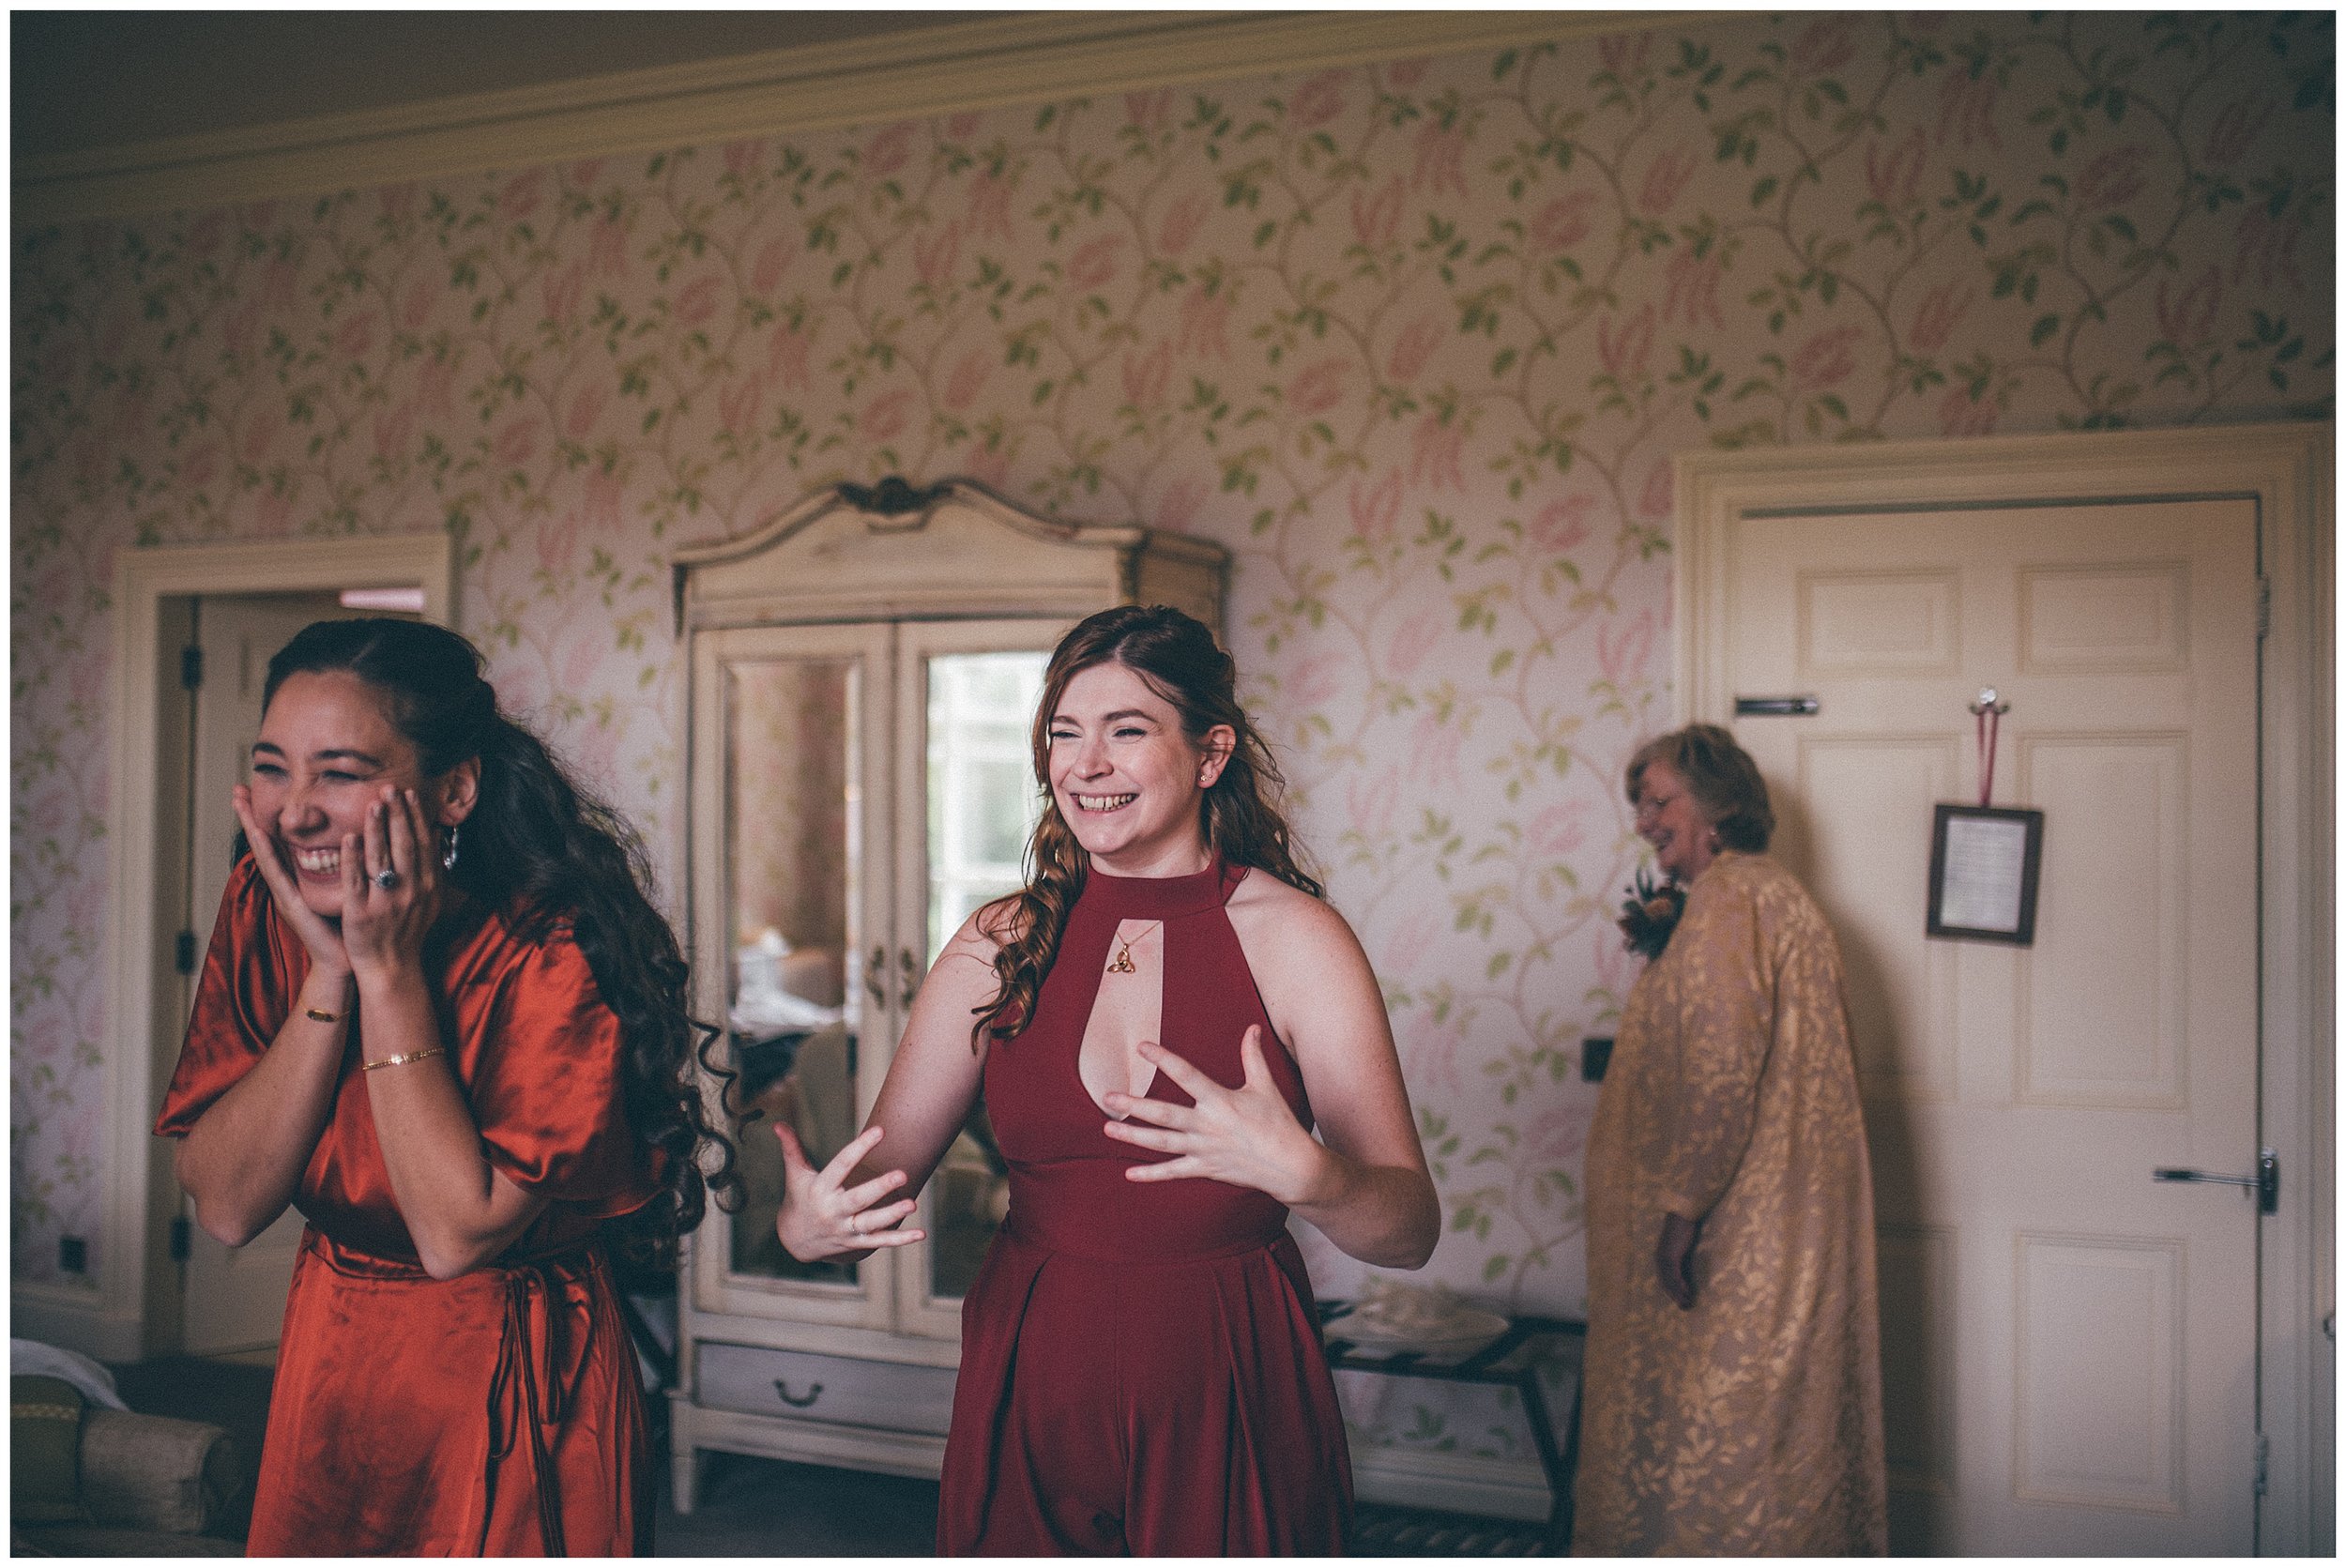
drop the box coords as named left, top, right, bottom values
left=373, top=868, right=401, bottom=890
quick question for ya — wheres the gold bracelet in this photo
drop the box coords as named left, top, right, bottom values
left=361, top=1047, right=447, bottom=1073
left=304, top=1007, right=343, bottom=1024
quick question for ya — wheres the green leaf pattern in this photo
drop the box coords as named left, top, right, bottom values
left=9, top=15, right=2329, bottom=1454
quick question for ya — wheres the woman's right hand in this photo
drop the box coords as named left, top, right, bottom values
left=231, top=784, right=352, bottom=980
left=773, top=1123, right=925, bottom=1262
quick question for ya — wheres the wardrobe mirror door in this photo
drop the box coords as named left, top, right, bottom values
left=922, top=647, right=1047, bottom=1302
left=724, top=654, right=863, bottom=1286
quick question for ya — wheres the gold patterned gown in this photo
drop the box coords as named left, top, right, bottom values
left=1575, top=850, right=1887, bottom=1555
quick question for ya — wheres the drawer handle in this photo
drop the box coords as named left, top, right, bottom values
left=773, top=1378, right=823, bottom=1409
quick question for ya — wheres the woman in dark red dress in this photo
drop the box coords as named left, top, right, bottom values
left=774, top=605, right=1439, bottom=1555
left=155, top=618, right=737, bottom=1555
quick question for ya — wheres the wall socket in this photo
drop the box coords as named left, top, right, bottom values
left=58, top=1235, right=86, bottom=1272
left=1581, top=1038, right=1613, bottom=1082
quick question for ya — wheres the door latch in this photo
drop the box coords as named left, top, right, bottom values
left=2153, top=1148, right=2278, bottom=1213
left=1734, top=695, right=1820, bottom=717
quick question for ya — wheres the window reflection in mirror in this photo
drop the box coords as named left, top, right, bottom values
left=726, top=657, right=861, bottom=1286
left=924, top=650, right=1046, bottom=1301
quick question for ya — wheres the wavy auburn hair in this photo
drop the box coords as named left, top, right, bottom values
left=251, top=618, right=741, bottom=1265
left=973, top=604, right=1321, bottom=1046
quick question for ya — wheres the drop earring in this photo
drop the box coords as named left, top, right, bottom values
left=442, top=825, right=461, bottom=873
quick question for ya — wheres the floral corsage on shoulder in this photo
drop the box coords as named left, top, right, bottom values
left=1618, top=867, right=1686, bottom=961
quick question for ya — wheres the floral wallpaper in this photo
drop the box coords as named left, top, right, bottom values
left=11, top=8, right=2330, bottom=1456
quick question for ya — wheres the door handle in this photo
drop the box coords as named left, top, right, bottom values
left=864, top=946, right=887, bottom=1009
left=899, top=948, right=921, bottom=1011
left=2153, top=1148, right=2277, bottom=1213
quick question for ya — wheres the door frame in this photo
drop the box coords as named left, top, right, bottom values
left=13, top=535, right=456, bottom=1362
left=1672, top=422, right=2331, bottom=1555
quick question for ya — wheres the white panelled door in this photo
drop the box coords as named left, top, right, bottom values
left=1714, top=495, right=2262, bottom=1554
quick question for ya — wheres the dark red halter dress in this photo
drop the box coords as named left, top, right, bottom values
left=937, top=857, right=1353, bottom=1555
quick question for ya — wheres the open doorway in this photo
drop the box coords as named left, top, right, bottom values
left=164, top=590, right=422, bottom=1359
left=60, top=530, right=451, bottom=1369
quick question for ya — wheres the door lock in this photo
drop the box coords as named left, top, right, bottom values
left=2153, top=1148, right=2278, bottom=1213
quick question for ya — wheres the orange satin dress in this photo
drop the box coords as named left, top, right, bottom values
left=155, top=859, right=658, bottom=1557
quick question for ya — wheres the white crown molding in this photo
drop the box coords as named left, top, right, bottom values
left=13, top=10, right=1680, bottom=227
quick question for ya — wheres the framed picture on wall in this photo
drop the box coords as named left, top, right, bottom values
left=1926, top=803, right=2044, bottom=945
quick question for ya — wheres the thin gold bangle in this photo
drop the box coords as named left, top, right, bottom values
left=304, top=1007, right=343, bottom=1024
left=361, top=1047, right=447, bottom=1073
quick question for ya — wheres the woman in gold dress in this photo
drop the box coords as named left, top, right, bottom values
left=1574, top=723, right=1887, bottom=1555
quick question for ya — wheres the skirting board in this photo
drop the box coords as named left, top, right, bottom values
left=13, top=1285, right=146, bottom=1363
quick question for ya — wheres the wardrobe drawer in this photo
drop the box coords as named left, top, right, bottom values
left=695, top=1343, right=957, bottom=1436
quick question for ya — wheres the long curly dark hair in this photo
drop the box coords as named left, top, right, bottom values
left=251, top=617, right=740, bottom=1263
left=973, top=604, right=1321, bottom=1045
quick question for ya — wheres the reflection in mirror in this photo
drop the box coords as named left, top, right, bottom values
left=925, top=650, right=1047, bottom=1301
left=726, top=657, right=860, bottom=1286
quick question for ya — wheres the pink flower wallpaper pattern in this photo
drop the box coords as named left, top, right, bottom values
left=10, top=13, right=2330, bottom=1454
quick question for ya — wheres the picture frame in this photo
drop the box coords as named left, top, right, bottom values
left=1926, top=803, right=2044, bottom=946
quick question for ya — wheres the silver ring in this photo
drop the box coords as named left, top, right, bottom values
left=373, top=869, right=400, bottom=890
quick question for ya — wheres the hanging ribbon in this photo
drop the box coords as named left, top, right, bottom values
left=1968, top=688, right=2009, bottom=808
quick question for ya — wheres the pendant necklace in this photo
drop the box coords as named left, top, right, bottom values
left=1105, top=921, right=1162, bottom=974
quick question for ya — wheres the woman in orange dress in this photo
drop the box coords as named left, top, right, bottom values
left=155, top=618, right=737, bottom=1556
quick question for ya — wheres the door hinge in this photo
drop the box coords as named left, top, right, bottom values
left=2256, top=576, right=2271, bottom=642
left=169, top=1215, right=191, bottom=1262
left=175, top=930, right=198, bottom=974
left=2253, top=1431, right=2269, bottom=1499
left=180, top=645, right=204, bottom=690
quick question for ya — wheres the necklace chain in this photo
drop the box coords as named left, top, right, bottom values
left=1104, top=920, right=1162, bottom=975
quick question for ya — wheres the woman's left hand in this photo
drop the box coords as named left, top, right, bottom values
left=341, top=786, right=446, bottom=983
left=1102, top=1028, right=1327, bottom=1204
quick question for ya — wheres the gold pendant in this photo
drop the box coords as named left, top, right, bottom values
left=1106, top=945, right=1135, bottom=974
